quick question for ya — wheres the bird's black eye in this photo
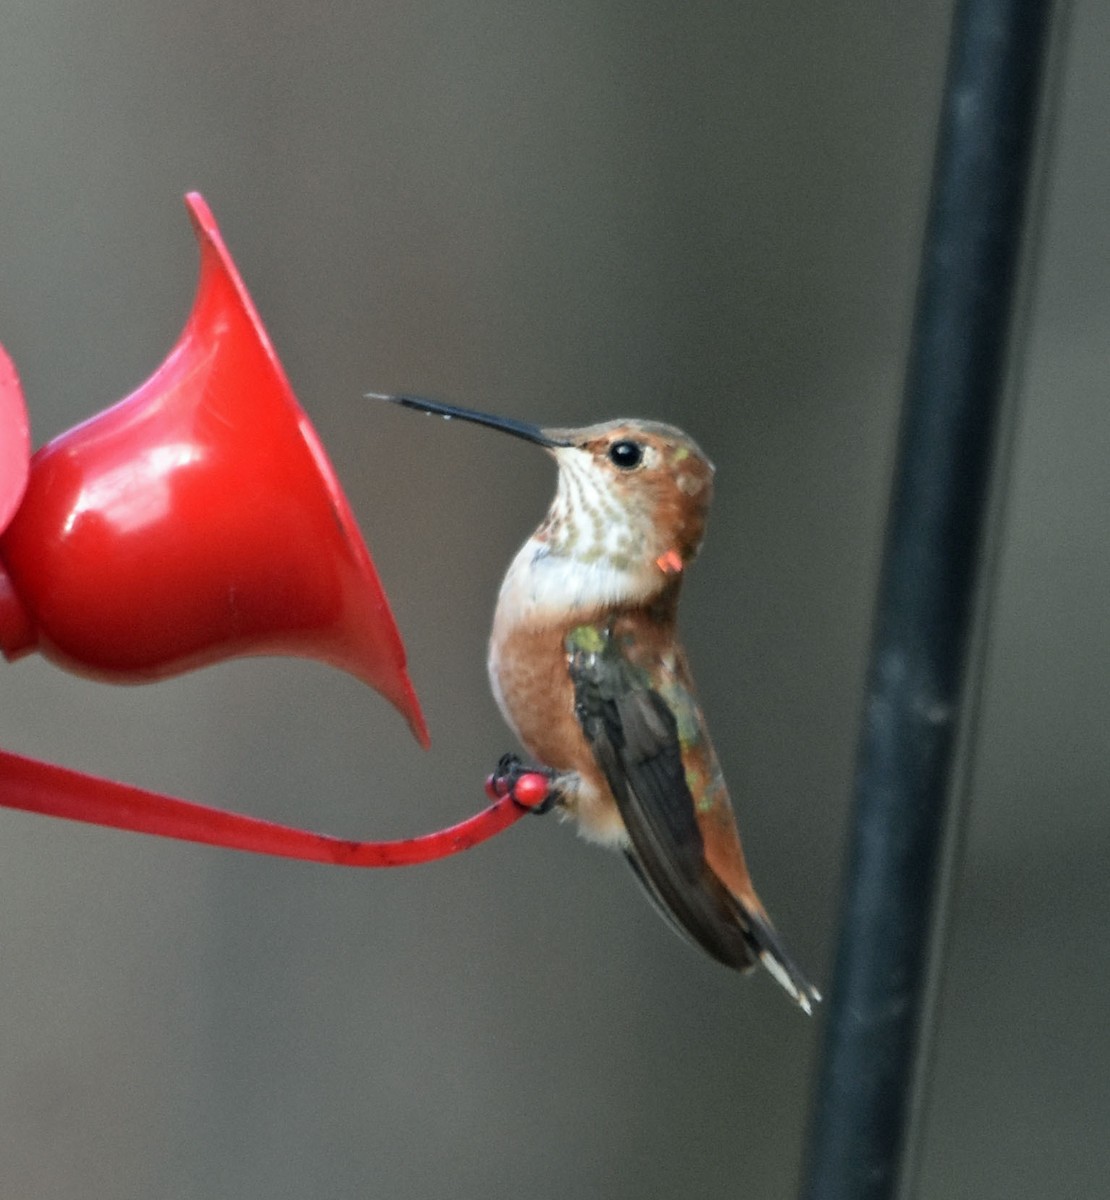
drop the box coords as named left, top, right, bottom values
left=608, top=440, right=643, bottom=470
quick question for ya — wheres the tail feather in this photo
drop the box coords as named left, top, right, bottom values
left=625, top=845, right=821, bottom=1014
left=741, top=903, right=822, bottom=1015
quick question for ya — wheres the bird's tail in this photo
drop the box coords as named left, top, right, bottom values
left=740, top=903, right=822, bottom=1015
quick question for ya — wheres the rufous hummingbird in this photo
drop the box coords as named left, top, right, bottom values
left=378, top=393, right=820, bottom=1013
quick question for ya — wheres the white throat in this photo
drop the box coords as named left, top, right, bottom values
left=493, top=451, right=661, bottom=624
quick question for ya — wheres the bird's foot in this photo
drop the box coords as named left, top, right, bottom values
left=485, top=754, right=559, bottom=814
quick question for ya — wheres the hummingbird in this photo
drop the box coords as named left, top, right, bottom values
left=378, top=392, right=820, bottom=1013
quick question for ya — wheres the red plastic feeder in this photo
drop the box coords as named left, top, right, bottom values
left=0, top=193, right=426, bottom=745
left=0, top=194, right=528, bottom=864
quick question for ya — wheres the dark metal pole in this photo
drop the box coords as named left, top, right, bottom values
left=800, top=3, right=1057, bottom=1198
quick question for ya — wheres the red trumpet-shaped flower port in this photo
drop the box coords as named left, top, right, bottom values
left=0, top=193, right=427, bottom=747
left=0, top=193, right=532, bottom=863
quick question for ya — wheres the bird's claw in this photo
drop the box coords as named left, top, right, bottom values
left=485, top=754, right=558, bottom=814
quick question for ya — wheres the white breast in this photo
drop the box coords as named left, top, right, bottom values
left=494, top=537, right=651, bottom=621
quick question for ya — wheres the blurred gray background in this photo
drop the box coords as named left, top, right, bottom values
left=1, top=3, right=1106, bottom=1198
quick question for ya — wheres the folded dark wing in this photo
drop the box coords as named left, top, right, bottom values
left=568, top=640, right=757, bottom=971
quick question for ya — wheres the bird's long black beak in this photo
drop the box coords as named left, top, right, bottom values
left=367, top=392, right=566, bottom=449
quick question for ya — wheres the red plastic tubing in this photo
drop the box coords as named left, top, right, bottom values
left=0, top=749, right=526, bottom=866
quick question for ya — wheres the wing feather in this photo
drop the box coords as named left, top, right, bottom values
left=568, top=633, right=757, bottom=971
